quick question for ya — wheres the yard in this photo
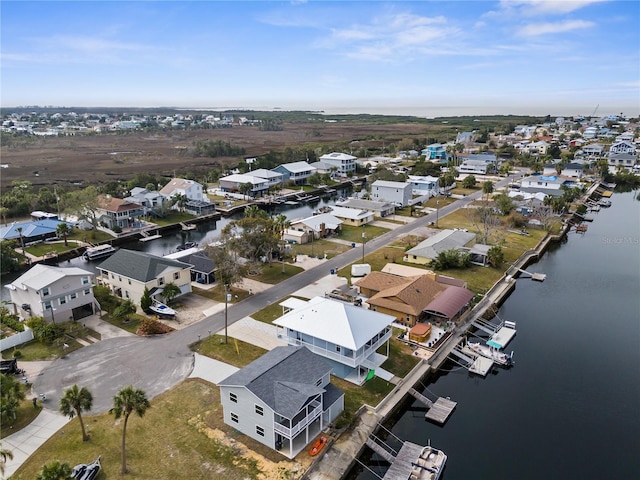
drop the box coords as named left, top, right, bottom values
left=192, top=334, right=267, bottom=368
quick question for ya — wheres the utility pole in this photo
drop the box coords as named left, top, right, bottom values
left=436, top=200, right=440, bottom=228
left=224, top=284, right=230, bottom=344
left=361, top=226, right=366, bottom=264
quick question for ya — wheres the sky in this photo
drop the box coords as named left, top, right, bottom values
left=1, top=0, right=639, bottom=117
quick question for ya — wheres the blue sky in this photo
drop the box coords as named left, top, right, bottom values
left=1, top=0, right=638, bottom=117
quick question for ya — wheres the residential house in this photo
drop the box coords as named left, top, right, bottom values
left=159, top=178, right=214, bottom=215
left=218, top=173, right=270, bottom=198
left=421, top=143, right=448, bottom=162
left=318, top=152, right=357, bottom=176
left=407, top=175, right=439, bottom=197
left=519, top=174, right=574, bottom=197
left=219, top=345, right=344, bottom=459
left=371, top=180, right=412, bottom=207
left=0, top=218, right=73, bottom=243
left=353, top=271, right=473, bottom=327
left=97, top=249, right=192, bottom=305
left=404, top=229, right=476, bottom=265
left=335, top=198, right=395, bottom=218
left=582, top=127, right=598, bottom=139
left=97, top=195, right=145, bottom=230
left=285, top=213, right=342, bottom=244
left=273, top=296, right=395, bottom=384
left=609, top=140, right=636, bottom=156
left=455, top=131, right=475, bottom=145
left=608, top=152, right=637, bottom=170
left=542, top=162, right=584, bottom=178
left=125, top=187, right=165, bottom=216
left=458, top=159, right=493, bottom=175
left=615, top=132, right=635, bottom=143
left=327, top=205, right=373, bottom=226
left=380, top=262, right=468, bottom=288
left=5, top=264, right=96, bottom=323
left=164, top=248, right=216, bottom=285
left=250, top=169, right=285, bottom=190
left=272, top=161, right=317, bottom=185
left=525, top=141, right=550, bottom=156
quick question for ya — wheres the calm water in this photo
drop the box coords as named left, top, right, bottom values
left=350, top=189, right=640, bottom=480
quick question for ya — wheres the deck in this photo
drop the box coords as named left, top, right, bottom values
left=426, top=397, right=457, bottom=424
left=490, top=326, right=517, bottom=349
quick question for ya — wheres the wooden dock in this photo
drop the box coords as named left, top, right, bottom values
left=408, top=388, right=457, bottom=424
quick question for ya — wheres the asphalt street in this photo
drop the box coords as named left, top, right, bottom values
left=34, top=174, right=515, bottom=413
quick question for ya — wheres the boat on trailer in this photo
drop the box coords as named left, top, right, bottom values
left=72, top=455, right=101, bottom=480
left=467, top=340, right=514, bottom=366
left=150, top=301, right=176, bottom=318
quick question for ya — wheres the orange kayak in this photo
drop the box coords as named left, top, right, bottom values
left=309, top=435, right=328, bottom=456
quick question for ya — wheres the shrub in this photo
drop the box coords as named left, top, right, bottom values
left=137, top=318, right=175, bottom=336
left=0, top=307, right=25, bottom=332
left=13, top=349, right=22, bottom=358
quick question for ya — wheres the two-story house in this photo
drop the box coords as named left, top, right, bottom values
left=335, top=198, right=395, bottom=218
left=273, top=296, right=395, bottom=384
left=97, top=249, right=192, bottom=306
left=159, top=177, right=214, bottom=215
left=219, top=345, right=344, bottom=459
left=407, top=175, right=439, bottom=197
left=97, top=195, right=145, bottom=230
left=371, top=180, right=412, bottom=207
left=125, top=187, right=166, bottom=216
left=218, top=173, right=270, bottom=198
left=421, top=143, right=448, bottom=162
left=5, top=264, right=96, bottom=323
left=272, top=161, right=317, bottom=185
left=318, top=152, right=356, bottom=176
left=609, top=140, right=636, bottom=156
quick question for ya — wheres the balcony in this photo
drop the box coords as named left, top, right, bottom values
left=273, top=400, right=322, bottom=438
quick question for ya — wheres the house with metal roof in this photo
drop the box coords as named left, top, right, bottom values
left=318, top=152, right=357, bottom=175
left=272, top=161, right=317, bottom=185
left=0, top=218, right=73, bottom=243
left=327, top=205, right=374, bottom=226
left=97, top=249, right=192, bottom=306
left=408, top=175, right=439, bottom=197
left=335, top=198, right=395, bottom=218
left=218, top=173, right=270, bottom=198
left=219, top=345, right=344, bottom=459
left=5, top=264, right=96, bottom=323
left=404, top=229, right=476, bottom=265
left=273, top=296, right=395, bottom=384
left=286, top=213, right=342, bottom=244
left=371, top=180, right=412, bottom=207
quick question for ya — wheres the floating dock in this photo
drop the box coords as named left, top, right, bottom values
left=408, top=388, right=457, bottom=424
left=490, top=326, right=517, bottom=349
left=450, top=343, right=494, bottom=376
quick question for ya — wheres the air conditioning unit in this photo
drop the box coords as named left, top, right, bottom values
left=21, top=304, right=31, bottom=311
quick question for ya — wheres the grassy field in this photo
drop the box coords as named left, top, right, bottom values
left=0, top=386, right=44, bottom=439
left=287, top=239, right=351, bottom=258
left=338, top=224, right=390, bottom=244
left=192, top=334, right=267, bottom=368
left=12, top=379, right=305, bottom=480
left=4, top=323, right=102, bottom=361
left=247, top=262, right=304, bottom=284
left=193, top=284, right=250, bottom=303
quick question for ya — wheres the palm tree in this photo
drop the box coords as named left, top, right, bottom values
left=0, top=443, right=14, bottom=477
left=110, top=386, right=151, bottom=474
left=482, top=180, right=494, bottom=202
left=161, top=283, right=181, bottom=304
left=172, top=193, right=188, bottom=212
left=16, top=226, right=24, bottom=253
left=273, top=214, right=291, bottom=273
left=36, top=460, right=73, bottom=480
left=59, top=384, right=93, bottom=441
left=0, top=206, right=8, bottom=226
left=55, top=222, right=72, bottom=247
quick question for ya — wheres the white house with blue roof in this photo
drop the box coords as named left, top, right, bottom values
left=219, top=345, right=344, bottom=458
left=273, top=296, right=395, bottom=385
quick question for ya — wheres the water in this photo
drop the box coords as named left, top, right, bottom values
left=350, top=189, right=640, bottom=480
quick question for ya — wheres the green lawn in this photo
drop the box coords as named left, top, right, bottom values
left=151, top=211, right=198, bottom=226
left=288, top=239, right=351, bottom=258
left=5, top=323, right=102, bottom=361
left=193, top=284, right=249, bottom=303
left=332, top=376, right=394, bottom=424
left=250, top=296, right=308, bottom=324
left=192, top=334, right=267, bottom=368
left=101, top=312, right=146, bottom=334
left=0, top=385, right=44, bottom=439
left=246, top=262, right=304, bottom=284
left=379, top=331, right=421, bottom=378
left=338, top=224, right=390, bottom=243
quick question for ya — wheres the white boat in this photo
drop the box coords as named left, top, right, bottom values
left=409, top=445, right=447, bottom=480
left=72, top=455, right=101, bottom=480
left=468, top=340, right=514, bottom=366
left=83, top=244, right=116, bottom=261
left=150, top=301, right=176, bottom=317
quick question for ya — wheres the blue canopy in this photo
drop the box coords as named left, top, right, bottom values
left=486, top=340, right=503, bottom=349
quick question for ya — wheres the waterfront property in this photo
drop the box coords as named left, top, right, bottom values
left=316, top=152, right=357, bottom=176
left=218, top=345, right=344, bottom=459
left=403, top=229, right=476, bottom=265
left=96, top=249, right=192, bottom=306
left=335, top=198, right=396, bottom=218
left=218, top=173, right=270, bottom=198
left=0, top=218, right=74, bottom=244
left=97, top=195, right=145, bottom=230
left=273, top=296, right=395, bottom=384
left=5, top=264, right=96, bottom=323
left=286, top=213, right=343, bottom=244
left=326, top=205, right=374, bottom=226
left=164, top=248, right=217, bottom=285
left=272, top=161, right=317, bottom=185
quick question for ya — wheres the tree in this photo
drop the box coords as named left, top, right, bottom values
left=140, top=287, right=152, bottom=313
left=0, top=206, right=8, bottom=226
left=62, top=186, right=100, bottom=228
left=172, top=193, right=188, bottom=212
left=113, top=300, right=137, bottom=323
left=487, top=245, right=505, bottom=267
left=1, top=240, right=21, bottom=274
left=36, top=460, right=73, bottom=480
left=162, top=283, right=181, bottom=304
left=205, top=245, right=246, bottom=288
left=462, top=175, right=476, bottom=189
left=470, top=206, right=500, bottom=244
left=59, top=384, right=93, bottom=441
left=493, top=194, right=515, bottom=215
left=482, top=181, right=494, bottom=200
left=110, top=386, right=151, bottom=474
left=55, top=222, right=72, bottom=246
left=1, top=374, right=26, bottom=424
left=1, top=443, right=14, bottom=477
left=238, top=182, right=253, bottom=200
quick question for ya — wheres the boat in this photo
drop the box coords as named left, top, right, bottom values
left=181, top=222, right=197, bottom=231
left=150, top=301, right=176, bottom=318
left=309, top=435, right=328, bottom=456
left=72, top=455, right=101, bottom=480
left=177, top=241, right=198, bottom=251
left=83, top=244, right=116, bottom=261
left=467, top=340, right=513, bottom=366
left=408, top=445, right=447, bottom=480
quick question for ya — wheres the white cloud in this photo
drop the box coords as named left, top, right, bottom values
left=499, top=0, right=609, bottom=16
left=518, top=19, right=594, bottom=36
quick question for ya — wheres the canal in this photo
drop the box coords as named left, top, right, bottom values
left=347, top=189, right=640, bottom=480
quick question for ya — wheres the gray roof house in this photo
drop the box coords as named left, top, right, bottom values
left=404, top=229, right=476, bottom=265
left=97, top=249, right=192, bottom=306
left=272, top=161, right=317, bottom=185
left=219, top=346, right=344, bottom=459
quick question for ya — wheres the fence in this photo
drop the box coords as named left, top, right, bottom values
left=0, top=327, right=34, bottom=352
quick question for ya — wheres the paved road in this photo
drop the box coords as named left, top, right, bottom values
left=35, top=175, right=515, bottom=413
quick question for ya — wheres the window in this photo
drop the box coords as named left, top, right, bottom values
left=229, top=392, right=237, bottom=403
left=118, top=276, right=122, bottom=282
left=70, top=292, right=77, bottom=300
left=174, top=272, right=180, bottom=280
left=158, top=278, right=165, bottom=286
left=316, top=378, right=322, bottom=387
left=335, top=345, right=341, bottom=353
left=230, top=413, right=238, bottom=423
left=255, top=405, right=263, bottom=416
left=125, top=291, right=130, bottom=299
left=128, top=279, right=131, bottom=285
left=256, top=426, right=265, bottom=437
left=82, top=276, right=90, bottom=285
left=59, top=297, right=67, bottom=305
left=84, top=289, right=91, bottom=295
left=44, top=301, right=52, bottom=310
left=42, top=287, right=50, bottom=297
